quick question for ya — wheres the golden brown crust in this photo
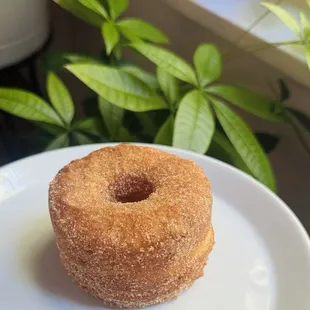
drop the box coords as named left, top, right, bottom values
left=49, top=144, right=214, bottom=308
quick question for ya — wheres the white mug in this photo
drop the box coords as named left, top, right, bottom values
left=0, top=0, right=50, bottom=69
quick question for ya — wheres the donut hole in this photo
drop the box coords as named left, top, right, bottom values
left=111, top=174, right=154, bottom=203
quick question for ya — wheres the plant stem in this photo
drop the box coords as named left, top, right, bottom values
left=224, top=40, right=303, bottom=63
left=224, top=0, right=300, bottom=63
left=243, top=40, right=302, bottom=54
left=234, top=0, right=284, bottom=45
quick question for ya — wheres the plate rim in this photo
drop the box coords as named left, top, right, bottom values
left=1, top=142, right=310, bottom=309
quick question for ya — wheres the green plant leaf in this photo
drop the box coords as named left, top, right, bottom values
left=98, top=97, right=124, bottom=140
left=131, top=43, right=197, bottom=85
left=53, top=0, right=103, bottom=27
left=66, top=64, right=167, bottom=112
left=116, top=127, right=137, bottom=142
left=118, top=27, right=143, bottom=43
left=300, top=12, right=310, bottom=39
left=194, top=44, right=222, bottom=87
left=207, top=84, right=285, bottom=122
left=44, top=52, right=102, bottom=72
left=211, top=97, right=276, bottom=191
left=78, top=0, right=108, bottom=19
left=154, top=115, right=174, bottom=145
left=261, top=2, right=301, bottom=37
left=157, top=67, right=179, bottom=105
left=208, top=130, right=251, bottom=174
left=272, top=79, right=287, bottom=114
left=64, top=54, right=102, bottom=64
left=107, top=0, right=128, bottom=19
left=47, top=72, right=75, bottom=126
left=305, top=46, right=310, bottom=70
left=114, top=44, right=123, bottom=60
left=117, top=18, right=169, bottom=44
left=34, top=122, right=66, bottom=136
left=300, top=14, right=310, bottom=70
left=73, top=132, right=95, bottom=145
left=255, top=132, right=280, bottom=153
left=173, top=90, right=215, bottom=153
left=287, top=107, right=310, bottom=131
left=120, top=65, right=159, bottom=89
left=308, top=0, right=310, bottom=9
left=73, top=117, right=106, bottom=137
left=102, top=22, right=120, bottom=55
left=45, top=133, right=69, bottom=151
left=44, top=52, right=69, bottom=72
left=0, top=89, right=63, bottom=126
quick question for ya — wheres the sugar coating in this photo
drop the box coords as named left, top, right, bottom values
left=49, top=144, right=215, bottom=308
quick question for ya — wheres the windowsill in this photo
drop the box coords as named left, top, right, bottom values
left=163, top=0, right=310, bottom=88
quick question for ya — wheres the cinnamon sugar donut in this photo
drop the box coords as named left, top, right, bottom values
left=49, top=144, right=214, bottom=308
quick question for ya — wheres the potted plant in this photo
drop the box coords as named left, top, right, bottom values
left=0, top=0, right=309, bottom=192
left=0, top=0, right=50, bottom=68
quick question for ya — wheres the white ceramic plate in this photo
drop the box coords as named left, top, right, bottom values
left=0, top=144, right=309, bottom=310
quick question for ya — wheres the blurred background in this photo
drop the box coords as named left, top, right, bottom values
left=0, top=0, right=309, bottom=229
